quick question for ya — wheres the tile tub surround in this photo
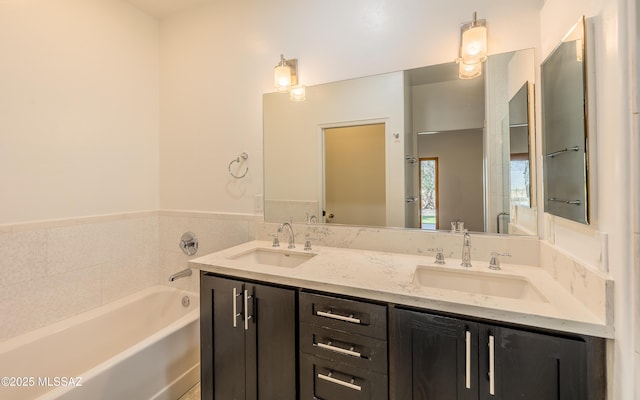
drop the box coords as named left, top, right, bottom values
left=0, top=210, right=256, bottom=342
left=0, top=212, right=160, bottom=341
left=191, top=240, right=613, bottom=338
left=160, top=210, right=257, bottom=293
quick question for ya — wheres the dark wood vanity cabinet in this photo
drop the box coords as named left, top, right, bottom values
left=200, top=272, right=296, bottom=400
left=393, top=308, right=605, bottom=400
left=199, top=272, right=605, bottom=400
left=299, top=292, right=389, bottom=400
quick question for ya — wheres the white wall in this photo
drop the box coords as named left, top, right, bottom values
left=0, top=0, right=160, bottom=224
left=158, top=0, right=542, bottom=216
left=540, top=0, right=637, bottom=398
left=412, top=79, right=485, bottom=133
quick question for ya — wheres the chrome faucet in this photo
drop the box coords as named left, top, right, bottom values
left=168, top=268, right=192, bottom=282
left=278, top=222, right=296, bottom=249
left=461, top=232, right=472, bottom=268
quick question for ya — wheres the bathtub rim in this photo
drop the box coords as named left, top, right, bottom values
left=0, top=285, right=199, bottom=353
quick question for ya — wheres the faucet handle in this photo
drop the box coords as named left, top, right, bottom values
left=271, top=234, right=280, bottom=248
left=304, top=234, right=313, bottom=251
left=427, top=248, right=446, bottom=265
left=489, top=252, right=511, bottom=270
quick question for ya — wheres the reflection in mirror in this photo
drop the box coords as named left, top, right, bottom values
left=541, top=17, right=589, bottom=224
left=263, top=49, right=537, bottom=236
left=507, top=81, right=537, bottom=235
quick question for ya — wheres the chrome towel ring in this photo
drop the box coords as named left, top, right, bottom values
left=228, top=152, right=249, bottom=179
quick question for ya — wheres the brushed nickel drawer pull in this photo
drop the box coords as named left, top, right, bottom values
left=232, top=288, right=242, bottom=328
left=316, top=341, right=362, bottom=358
left=465, top=329, right=471, bottom=389
left=244, top=289, right=252, bottom=330
left=316, top=310, right=361, bottom=324
left=489, top=334, right=495, bottom=395
left=317, top=371, right=362, bottom=391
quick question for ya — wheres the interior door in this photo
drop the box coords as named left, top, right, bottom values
left=323, top=124, right=386, bottom=226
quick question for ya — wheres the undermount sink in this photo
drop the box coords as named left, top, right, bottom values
left=228, top=248, right=316, bottom=268
left=413, top=265, right=548, bottom=302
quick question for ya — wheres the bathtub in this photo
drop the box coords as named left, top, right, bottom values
left=0, top=286, right=200, bottom=400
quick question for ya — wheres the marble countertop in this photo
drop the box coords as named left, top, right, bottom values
left=189, top=240, right=612, bottom=338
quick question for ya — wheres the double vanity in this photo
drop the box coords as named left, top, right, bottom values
left=191, top=237, right=608, bottom=400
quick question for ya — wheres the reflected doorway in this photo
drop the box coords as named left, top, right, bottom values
left=323, top=123, right=386, bottom=226
left=419, top=158, right=439, bottom=230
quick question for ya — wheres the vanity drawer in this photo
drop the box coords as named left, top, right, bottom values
left=300, top=323, right=388, bottom=374
left=299, top=292, right=387, bottom=340
left=300, top=354, right=388, bottom=400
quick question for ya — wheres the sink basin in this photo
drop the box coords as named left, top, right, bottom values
left=228, top=248, right=316, bottom=268
left=413, top=265, right=547, bottom=302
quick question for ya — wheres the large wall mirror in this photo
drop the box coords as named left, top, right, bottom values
left=541, top=16, right=589, bottom=224
left=263, top=48, right=538, bottom=236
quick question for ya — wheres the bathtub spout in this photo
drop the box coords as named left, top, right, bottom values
left=169, top=268, right=192, bottom=282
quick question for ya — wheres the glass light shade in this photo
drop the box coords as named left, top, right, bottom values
left=458, top=60, right=482, bottom=79
left=289, top=85, right=306, bottom=101
left=274, top=64, right=292, bottom=92
left=460, top=25, right=487, bottom=64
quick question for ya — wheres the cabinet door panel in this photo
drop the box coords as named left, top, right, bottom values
left=394, top=309, right=478, bottom=400
left=479, top=326, right=587, bottom=400
left=201, top=274, right=247, bottom=400
left=251, top=283, right=297, bottom=400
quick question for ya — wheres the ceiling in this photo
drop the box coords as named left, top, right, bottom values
left=123, top=0, right=208, bottom=19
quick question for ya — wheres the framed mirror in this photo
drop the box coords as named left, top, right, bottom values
left=263, top=48, right=537, bottom=236
left=541, top=17, right=589, bottom=224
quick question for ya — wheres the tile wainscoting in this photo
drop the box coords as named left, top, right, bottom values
left=0, top=211, right=256, bottom=341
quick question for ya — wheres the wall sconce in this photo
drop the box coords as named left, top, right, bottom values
left=274, top=54, right=296, bottom=92
left=457, top=12, right=487, bottom=79
left=458, top=59, right=482, bottom=80
left=274, top=54, right=305, bottom=101
left=289, top=85, right=306, bottom=101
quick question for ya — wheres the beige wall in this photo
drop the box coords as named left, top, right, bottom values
left=0, top=0, right=160, bottom=224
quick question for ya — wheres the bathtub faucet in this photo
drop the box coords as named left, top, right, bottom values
left=169, top=268, right=192, bottom=282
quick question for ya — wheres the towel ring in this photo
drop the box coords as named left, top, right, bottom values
left=228, top=152, right=249, bottom=179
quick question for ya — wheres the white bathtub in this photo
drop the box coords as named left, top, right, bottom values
left=0, top=286, right=200, bottom=400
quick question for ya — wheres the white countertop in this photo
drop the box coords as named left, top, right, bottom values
left=189, top=240, right=612, bottom=338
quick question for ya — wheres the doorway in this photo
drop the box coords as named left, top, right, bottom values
left=323, top=123, right=386, bottom=226
left=419, top=158, right=439, bottom=230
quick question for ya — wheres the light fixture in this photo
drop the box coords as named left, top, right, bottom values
left=459, top=12, right=487, bottom=64
left=274, top=54, right=298, bottom=93
left=289, top=85, right=306, bottom=101
left=457, top=12, right=487, bottom=79
left=458, top=59, right=482, bottom=79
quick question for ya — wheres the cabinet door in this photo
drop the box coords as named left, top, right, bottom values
left=246, top=282, right=296, bottom=400
left=478, top=325, right=587, bottom=400
left=394, top=309, right=479, bottom=400
left=201, top=274, right=247, bottom=400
